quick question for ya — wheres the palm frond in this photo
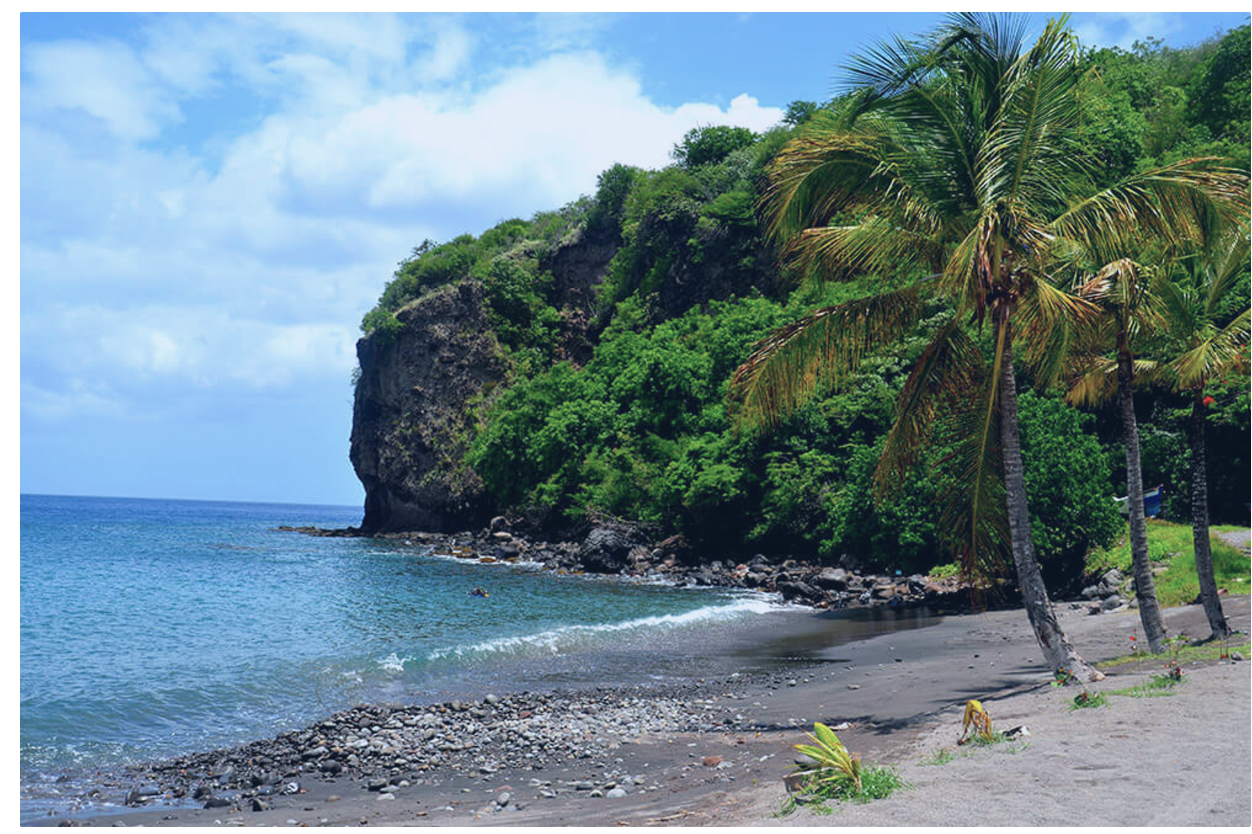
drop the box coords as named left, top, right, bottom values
left=1064, top=356, right=1162, bottom=407
left=1016, top=275, right=1102, bottom=388
left=873, top=318, right=978, bottom=497
left=789, top=217, right=946, bottom=279
left=1205, top=224, right=1251, bottom=319
left=1051, top=159, right=1251, bottom=256
left=729, top=286, right=925, bottom=431
left=1167, top=309, right=1251, bottom=390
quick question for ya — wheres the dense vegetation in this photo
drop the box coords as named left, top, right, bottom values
left=357, top=24, right=1250, bottom=586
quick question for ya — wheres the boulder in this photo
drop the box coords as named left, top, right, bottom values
left=813, top=568, right=849, bottom=591
left=578, top=528, right=633, bottom=573
left=871, top=581, right=896, bottom=601
left=777, top=580, right=822, bottom=604
left=1100, top=595, right=1124, bottom=611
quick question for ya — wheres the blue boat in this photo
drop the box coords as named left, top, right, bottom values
left=1115, top=485, right=1163, bottom=518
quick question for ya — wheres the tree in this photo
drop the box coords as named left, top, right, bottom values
left=1067, top=259, right=1170, bottom=652
left=729, top=14, right=1247, bottom=681
left=1156, top=225, right=1250, bottom=639
left=671, top=125, right=758, bottom=169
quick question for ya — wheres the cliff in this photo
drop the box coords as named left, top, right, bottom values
left=349, top=217, right=767, bottom=535
left=350, top=281, right=508, bottom=533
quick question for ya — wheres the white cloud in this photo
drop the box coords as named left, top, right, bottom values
left=1072, top=13, right=1182, bottom=51
left=21, top=14, right=786, bottom=425
left=23, top=39, right=182, bottom=140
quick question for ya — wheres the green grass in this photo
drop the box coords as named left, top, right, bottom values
left=1085, top=520, right=1250, bottom=607
left=780, top=766, right=906, bottom=815
left=1097, top=639, right=1250, bottom=668
left=1108, top=673, right=1184, bottom=699
left=920, top=731, right=1027, bottom=766
left=927, top=563, right=959, bottom=580
left=1068, top=690, right=1109, bottom=709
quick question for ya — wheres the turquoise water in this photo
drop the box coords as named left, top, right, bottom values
left=20, top=494, right=771, bottom=782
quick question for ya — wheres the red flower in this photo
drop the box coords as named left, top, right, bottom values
left=1203, top=396, right=1216, bottom=407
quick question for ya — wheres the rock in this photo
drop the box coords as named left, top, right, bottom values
left=1101, top=569, right=1123, bottom=587
left=702, top=756, right=723, bottom=767
left=367, top=778, right=388, bottom=792
left=606, top=787, right=628, bottom=799
left=578, top=528, right=634, bottom=573
left=871, top=581, right=896, bottom=600
left=777, top=580, right=821, bottom=603
left=1003, top=725, right=1030, bottom=739
left=1231, top=652, right=1246, bottom=662
left=376, top=793, right=395, bottom=802
left=124, top=789, right=144, bottom=807
left=1101, top=595, right=1124, bottom=611
left=1081, top=585, right=1101, bottom=600
left=318, top=760, right=342, bottom=774
left=813, top=567, right=849, bottom=591
left=495, top=792, right=511, bottom=807
left=301, top=746, right=328, bottom=760
left=202, top=797, right=231, bottom=809
left=251, top=798, right=269, bottom=812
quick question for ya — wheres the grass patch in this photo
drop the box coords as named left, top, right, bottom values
left=921, top=731, right=1027, bottom=766
left=1085, top=520, right=1249, bottom=607
left=1068, top=690, right=1109, bottom=709
left=927, top=563, right=959, bottom=580
left=1097, top=639, right=1250, bottom=668
left=780, top=766, right=906, bottom=815
left=1108, top=673, right=1183, bottom=698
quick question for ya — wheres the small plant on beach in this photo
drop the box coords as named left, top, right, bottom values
left=1069, top=690, right=1108, bottom=709
left=958, top=700, right=994, bottom=745
left=793, top=722, right=862, bottom=792
left=1051, top=668, right=1078, bottom=688
left=781, top=765, right=905, bottom=815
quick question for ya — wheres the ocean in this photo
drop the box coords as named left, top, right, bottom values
left=19, top=493, right=778, bottom=797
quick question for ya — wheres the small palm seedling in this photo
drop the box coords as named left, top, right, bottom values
left=793, top=722, right=862, bottom=793
left=958, top=700, right=994, bottom=745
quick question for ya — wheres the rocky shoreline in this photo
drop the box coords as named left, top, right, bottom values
left=278, top=518, right=976, bottom=611
left=91, top=677, right=764, bottom=821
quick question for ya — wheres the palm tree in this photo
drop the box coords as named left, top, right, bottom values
left=1066, top=259, right=1169, bottom=653
left=1157, top=225, right=1251, bottom=640
left=729, top=14, right=1247, bottom=681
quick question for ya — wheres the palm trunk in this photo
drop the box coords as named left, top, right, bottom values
left=1190, top=393, right=1230, bottom=639
left=1116, top=347, right=1167, bottom=653
left=997, top=312, right=1101, bottom=682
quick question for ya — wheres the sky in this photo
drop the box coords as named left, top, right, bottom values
left=19, top=11, right=1250, bottom=508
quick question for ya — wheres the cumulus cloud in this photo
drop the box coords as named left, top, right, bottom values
left=21, top=13, right=786, bottom=426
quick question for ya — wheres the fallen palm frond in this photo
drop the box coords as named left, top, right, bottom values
left=959, top=699, right=994, bottom=744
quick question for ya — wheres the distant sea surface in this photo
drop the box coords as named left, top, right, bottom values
left=20, top=494, right=779, bottom=789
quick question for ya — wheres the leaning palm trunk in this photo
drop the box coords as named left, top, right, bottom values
left=997, top=315, right=1102, bottom=681
left=1116, top=348, right=1168, bottom=652
left=1189, top=394, right=1230, bottom=639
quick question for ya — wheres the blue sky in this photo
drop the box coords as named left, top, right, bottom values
left=20, top=12, right=1249, bottom=508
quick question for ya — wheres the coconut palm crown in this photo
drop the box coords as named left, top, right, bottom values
left=729, top=13, right=1248, bottom=679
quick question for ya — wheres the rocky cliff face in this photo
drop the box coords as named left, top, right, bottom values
left=349, top=222, right=772, bottom=534
left=350, top=281, right=507, bottom=533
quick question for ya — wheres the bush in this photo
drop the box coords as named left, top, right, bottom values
left=1018, top=392, right=1124, bottom=591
